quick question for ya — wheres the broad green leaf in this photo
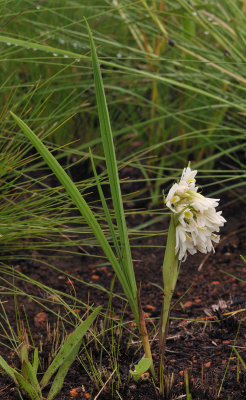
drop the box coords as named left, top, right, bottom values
left=32, top=348, right=39, bottom=375
left=162, top=214, right=179, bottom=293
left=47, top=341, right=81, bottom=400
left=40, top=306, right=101, bottom=389
left=0, top=355, right=18, bottom=385
left=135, top=358, right=152, bottom=373
left=20, top=344, right=29, bottom=365
left=14, top=370, right=41, bottom=400
left=161, top=214, right=179, bottom=342
left=22, top=361, right=42, bottom=398
left=130, top=358, right=152, bottom=382
left=0, top=355, right=41, bottom=399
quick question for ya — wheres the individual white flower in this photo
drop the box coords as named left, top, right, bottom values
left=165, top=165, right=226, bottom=261
left=175, top=225, right=197, bottom=261
left=180, top=166, right=197, bottom=189
left=165, top=183, right=183, bottom=211
left=187, top=191, right=219, bottom=212
left=165, top=167, right=198, bottom=212
left=178, top=207, right=194, bottom=227
left=196, top=208, right=226, bottom=235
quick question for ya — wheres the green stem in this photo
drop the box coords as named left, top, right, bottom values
left=138, top=289, right=156, bottom=380
left=159, top=214, right=179, bottom=393
left=159, top=293, right=172, bottom=379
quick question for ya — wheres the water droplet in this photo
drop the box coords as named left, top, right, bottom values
left=204, top=31, right=209, bottom=35
left=59, top=38, right=65, bottom=44
left=64, top=54, right=68, bottom=58
left=208, top=17, right=212, bottom=21
left=72, top=42, right=78, bottom=48
left=75, top=58, right=80, bottom=62
left=192, top=11, right=197, bottom=16
left=33, top=48, right=37, bottom=51
left=53, top=53, right=58, bottom=56
left=6, top=42, right=11, bottom=46
left=117, top=52, right=122, bottom=58
left=36, top=5, right=40, bottom=9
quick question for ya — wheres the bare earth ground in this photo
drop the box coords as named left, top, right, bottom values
left=0, top=192, right=246, bottom=400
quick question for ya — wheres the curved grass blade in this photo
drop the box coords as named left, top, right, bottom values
left=10, top=111, right=139, bottom=322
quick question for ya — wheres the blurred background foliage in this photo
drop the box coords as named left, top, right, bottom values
left=0, top=0, right=245, bottom=256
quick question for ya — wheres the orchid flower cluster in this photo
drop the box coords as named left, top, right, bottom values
left=165, top=166, right=226, bottom=261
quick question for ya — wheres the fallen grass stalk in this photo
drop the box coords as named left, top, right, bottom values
left=94, top=367, right=117, bottom=400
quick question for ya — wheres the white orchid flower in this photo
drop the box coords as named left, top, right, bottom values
left=165, top=165, right=226, bottom=261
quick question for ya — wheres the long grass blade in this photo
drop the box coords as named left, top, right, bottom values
left=86, top=21, right=138, bottom=299
left=10, top=112, right=139, bottom=322
left=89, top=149, right=121, bottom=259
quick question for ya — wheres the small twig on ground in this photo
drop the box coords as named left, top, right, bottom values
left=94, top=368, right=117, bottom=400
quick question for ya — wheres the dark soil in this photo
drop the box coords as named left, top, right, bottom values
left=0, top=190, right=246, bottom=400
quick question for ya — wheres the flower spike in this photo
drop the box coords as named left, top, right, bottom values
left=165, top=166, right=226, bottom=261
